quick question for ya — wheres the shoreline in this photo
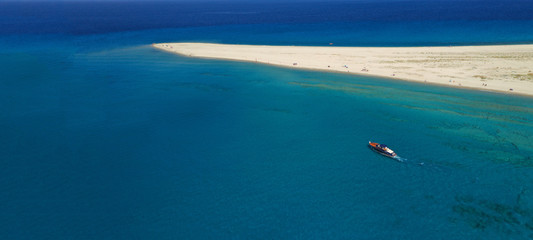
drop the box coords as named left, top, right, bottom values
left=152, top=43, right=533, bottom=97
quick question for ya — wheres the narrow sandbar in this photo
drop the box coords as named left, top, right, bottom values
left=153, top=43, right=533, bottom=96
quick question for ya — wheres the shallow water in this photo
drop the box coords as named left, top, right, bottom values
left=1, top=1, right=533, bottom=239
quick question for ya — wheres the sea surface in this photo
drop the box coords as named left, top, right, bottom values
left=1, top=1, right=533, bottom=239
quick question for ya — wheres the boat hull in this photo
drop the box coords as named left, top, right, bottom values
left=368, top=141, right=397, bottom=158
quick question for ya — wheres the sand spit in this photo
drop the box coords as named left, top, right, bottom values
left=154, top=43, right=533, bottom=96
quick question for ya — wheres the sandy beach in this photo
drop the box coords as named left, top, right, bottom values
left=153, top=43, right=533, bottom=96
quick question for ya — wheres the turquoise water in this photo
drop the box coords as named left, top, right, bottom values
left=1, top=1, right=533, bottom=239
left=2, top=42, right=533, bottom=239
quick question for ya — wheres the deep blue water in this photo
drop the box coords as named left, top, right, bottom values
left=1, top=1, right=533, bottom=239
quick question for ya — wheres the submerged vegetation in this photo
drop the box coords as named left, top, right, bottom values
left=452, top=194, right=533, bottom=236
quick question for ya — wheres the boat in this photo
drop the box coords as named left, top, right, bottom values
left=368, top=141, right=397, bottom=158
